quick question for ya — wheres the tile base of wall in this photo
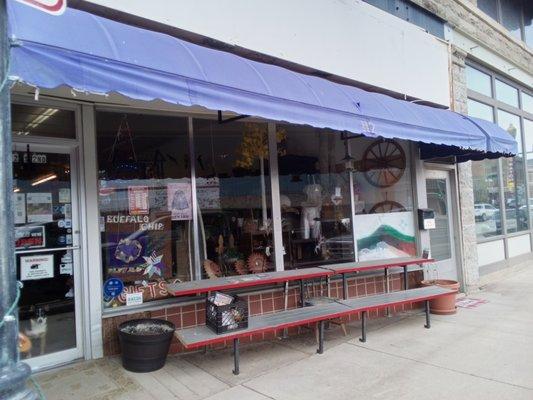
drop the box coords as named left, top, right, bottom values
left=102, top=271, right=423, bottom=356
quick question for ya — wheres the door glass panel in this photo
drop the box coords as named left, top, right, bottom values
left=426, top=178, right=452, bottom=261
left=13, top=149, right=77, bottom=359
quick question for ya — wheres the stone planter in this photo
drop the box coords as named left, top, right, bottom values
left=420, top=279, right=460, bottom=315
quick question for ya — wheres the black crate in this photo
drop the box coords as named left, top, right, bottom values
left=206, top=294, right=248, bottom=334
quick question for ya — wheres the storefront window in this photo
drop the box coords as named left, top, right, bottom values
left=349, top=137, right=416, bottom=260
left=96, top=112, right=191, bottom=308
left=466, top=66, right=492, bottom=97
left=277, top=126, right=353, bottom=268
left=194, top=119, right=274, bottom=277
left=472, top=159, right=503, bottom=239
left=524, top=119, right=533, bottom=226
left=497, top=110, right=528, bottom=232
left=467, top=99, right=494, bottom=121
left=495, top=80, right=519, bottom=108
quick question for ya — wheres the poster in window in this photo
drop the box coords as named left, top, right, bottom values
left=13, top=193, right=26, bottom=224
left=26, top=193, right=53, bottom=223
left=128, top=185, right=149, bottom=215
left=167, top=182, right=192, bottom=220
left=20, top=254, right=54, bottom=281
left=104, top=212, right=172, bottom=282
left=196, top=177, right=220, bottom=210
left=15, top=225, right=45, bottom=249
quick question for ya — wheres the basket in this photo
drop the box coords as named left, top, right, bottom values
left=206, top=294, right=248, bottom=334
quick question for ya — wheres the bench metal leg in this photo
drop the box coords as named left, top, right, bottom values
left=317, top=321, right=325, bottom=354
left=232, top=338, right=240, bottom=375
left=424, top=300, right=431, bottom=329
left=300, top=279, right=305, bottom=307
left=342, top=273, right=348, bottom=300
left=384, top=268, right=390, bottom=317
left=359, top=311, right=367, bottom=343
left=403, top=265, right=408, bottom=290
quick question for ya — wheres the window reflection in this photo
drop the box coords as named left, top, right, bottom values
left=467, top=99, right=494, bottom=122
left=96, top=112, right=192, bottom=308
left=277, top=126, right=354, bottom=268
left=472, top=159, right=503, bottom=239
left=194, top=120, right=274, bottom=277
left=466, top=66, right=492, bottom=97
left=497, top=110, right=527, bottom=232
left=495, top=80, right=519, bottom=108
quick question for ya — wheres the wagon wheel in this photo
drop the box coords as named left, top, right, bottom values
left=369, top=200, right=406, bottom=214
left=362, top=139, right=406, bottom=188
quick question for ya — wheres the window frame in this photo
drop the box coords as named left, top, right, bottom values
left=466, top=60, right=533, bottom=252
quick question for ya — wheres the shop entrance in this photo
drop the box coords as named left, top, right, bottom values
left=425, top=169, right=458, bottom=281
left=12, top=140, right=84, bottom=369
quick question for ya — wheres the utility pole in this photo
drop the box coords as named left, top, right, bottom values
left=0, top=0, right=38, bottom=398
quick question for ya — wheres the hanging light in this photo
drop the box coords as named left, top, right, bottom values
left=31, top=174, right=57, bottom=186
left=341, top=139, right=355, bottom=172
left=13, top=188, right=20, bottom=193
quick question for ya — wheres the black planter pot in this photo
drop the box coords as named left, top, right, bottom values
left=118, top=318, right=175, bottom=373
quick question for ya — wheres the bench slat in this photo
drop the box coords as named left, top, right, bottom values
left=175, top=286, right=453, bottom=348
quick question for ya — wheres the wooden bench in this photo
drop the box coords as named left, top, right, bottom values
left=175, top=286, right=452, bottom=374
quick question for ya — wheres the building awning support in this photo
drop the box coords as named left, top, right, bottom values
left=6, top=0, right=518, bottom=160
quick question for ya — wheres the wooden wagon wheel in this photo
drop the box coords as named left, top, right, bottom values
left=369, top=200, right=406, bottom=214
left=362, top=139, right=406, bottom=188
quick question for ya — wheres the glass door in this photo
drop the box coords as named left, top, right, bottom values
left=13, top=144, right=83, bottom=370
left=425, top=169, right=458, bottom=281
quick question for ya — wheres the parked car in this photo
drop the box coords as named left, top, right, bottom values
left=474, top=203, right=498, bottom=221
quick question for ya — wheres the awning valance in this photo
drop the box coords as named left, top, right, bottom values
left=7, top=1, right=517, bottom=160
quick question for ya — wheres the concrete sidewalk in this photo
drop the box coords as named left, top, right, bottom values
left=35, top=266, right=533, bottom=400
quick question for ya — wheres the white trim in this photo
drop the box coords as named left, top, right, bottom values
left=80, top=104, right=104, bottom=359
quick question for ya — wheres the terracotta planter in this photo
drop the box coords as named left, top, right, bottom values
left=420, top=279, right=460, bottom=315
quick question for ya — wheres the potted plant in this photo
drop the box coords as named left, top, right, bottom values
left=118, top=318, right=175, bottom=372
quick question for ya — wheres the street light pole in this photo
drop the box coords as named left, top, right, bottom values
left=0, top=0, right=38, bottom=398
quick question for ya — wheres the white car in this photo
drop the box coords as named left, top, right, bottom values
left=474, top=203, right=498, bottom=221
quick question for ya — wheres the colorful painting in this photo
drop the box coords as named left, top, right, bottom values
left=354, top=211, right=416, bottom=261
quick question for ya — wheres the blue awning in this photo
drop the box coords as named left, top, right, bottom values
left=7, top=1, right=517, bottom=160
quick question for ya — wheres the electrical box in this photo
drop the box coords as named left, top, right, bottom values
left=418, top=209, right=435, bottom=230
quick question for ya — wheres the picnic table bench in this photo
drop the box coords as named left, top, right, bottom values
left=176, top=286, right=452, bottom=374
left=167, top=256, right=438, bottom=374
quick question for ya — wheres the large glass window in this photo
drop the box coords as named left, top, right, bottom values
left=524, top=119, right=533, bottom=225
left=467, top=99, right=494, bottom=121
left=467, top=62, right=532, bottom=244
left=522, top=92, right=533, bottom=115
left=11, top=104, right=76, bottom=139
left=194, top=119, right=274, bottom=277
left=472, top=159, right=503, bottom=239
left=497, top=110, right=528, bottom=232
left=477, top=0, right=531, bottom=45
left=349, top=137, right=415, bottom=260
left=478, top=0, right=498, bottom=21
left=495, top=80, right=520, bottom=108
left=96, top=112, right=191, bottom=308
left=466, top=66, right=493, bottom=98
left=277, top=126, right=353, bottom=268
left=500, top=0, right=523, bottom=40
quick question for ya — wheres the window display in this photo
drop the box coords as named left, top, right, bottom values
left=194, top=119, right=274, bottom=277
left=96, top=112, right=191, bottom=308
left=277, top=126, right=354, bottom=267
left=349, top=137, right=416, bottom=260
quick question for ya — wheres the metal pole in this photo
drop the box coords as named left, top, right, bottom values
left=0, top=1, right=37, bottom=397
